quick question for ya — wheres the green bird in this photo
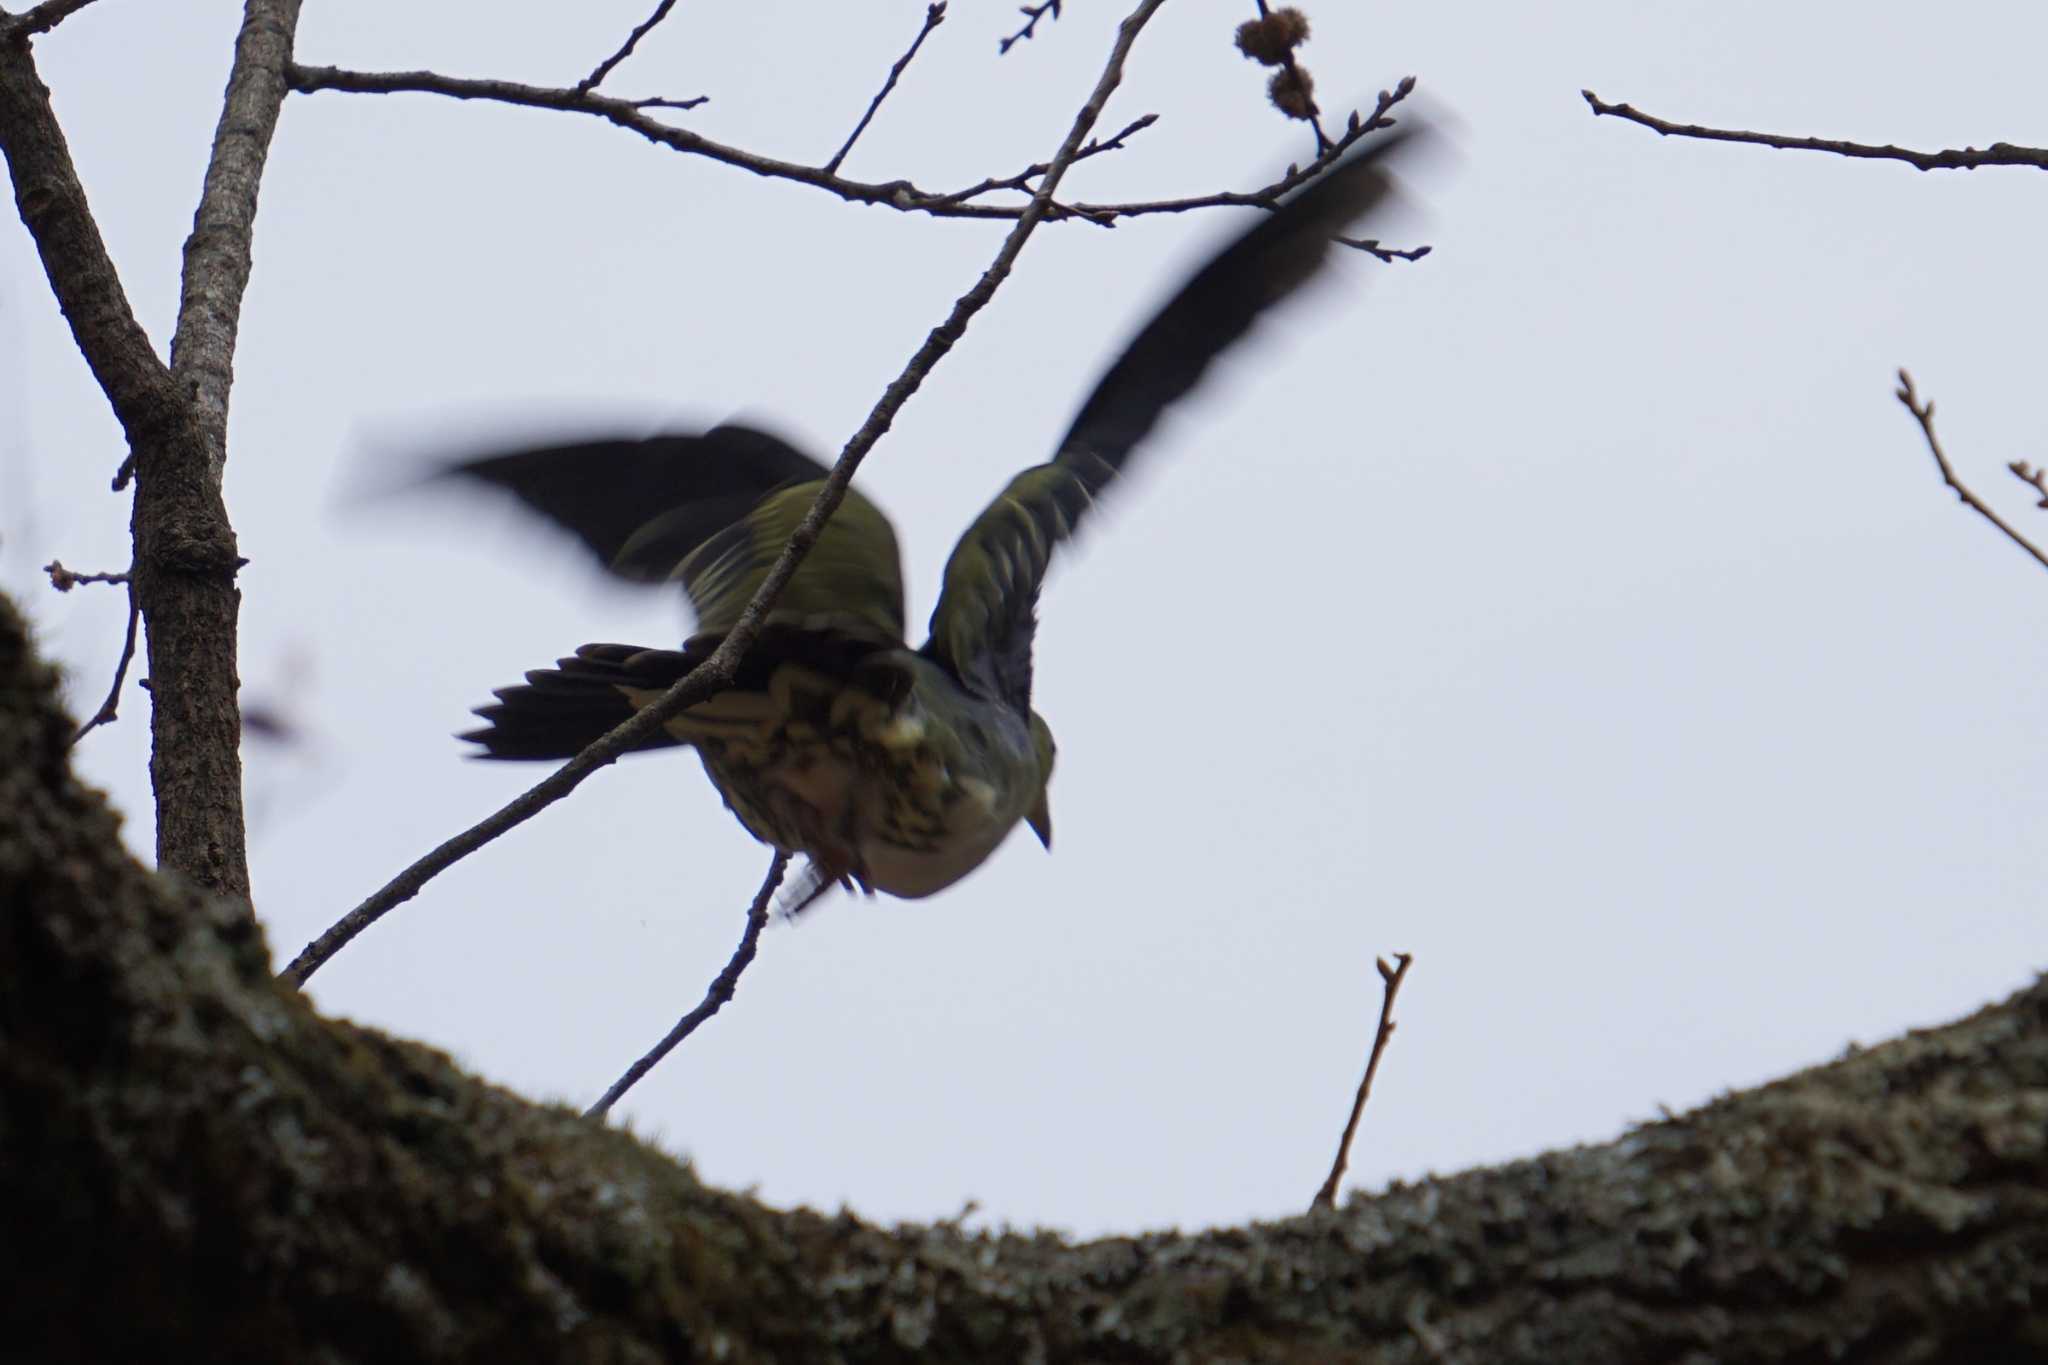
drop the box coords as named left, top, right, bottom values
left=445, top=126, right=1422, bottom=907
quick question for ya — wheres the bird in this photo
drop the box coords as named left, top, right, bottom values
left=440, top=124, right=1424, bottom=910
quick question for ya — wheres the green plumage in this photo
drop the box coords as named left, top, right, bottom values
left=443, top=126, right=1424, bottom=904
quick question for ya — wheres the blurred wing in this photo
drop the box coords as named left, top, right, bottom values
left=439, top=424, right=907, bottom=644
left=926, top=126, right=1422, bottom=704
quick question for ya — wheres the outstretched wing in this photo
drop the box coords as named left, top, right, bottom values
left=439, top=423, right=907, bottom=646
left=924, top=126, right=1422, bottom=707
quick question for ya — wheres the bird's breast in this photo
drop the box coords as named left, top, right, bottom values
left=671, top=657, right=1041, bottom=898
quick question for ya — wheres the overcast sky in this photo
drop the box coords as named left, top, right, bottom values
left=8, top=0, right=2045, bottom=1238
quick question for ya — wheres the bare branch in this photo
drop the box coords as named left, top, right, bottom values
left=0, top=1, right=293, bottom=899
left=824, top=2, right=946, bottom=177
left=287, top=63, right=1422, bottom=231
left=0, top=37, right=181, bottom=441
left=1582, top=89, right=2048, bottom=172
left=66, top=575, right=140, bottom=747
left=4, top=0, right=104, bottom=38
left=999, top=0, right=1061, bottom=55
left=172, top=1, right=296, bottom=442
left=585, top=854, right=788, bottom=1118
left=620, top=93, right=706, bottom=112
left=289, top=63, right=944, bottom=211
left=916, top=111, right=1156, bottom=208
left=1312, top=951, right=1413, bottom=1212
left=2009, top=461, right=2048, bottom=508
left=575, top=0, right=683, bottom=95
left=42, top=559, right=129, bottom=591
left=1895, top=371, right=2048, bottom=574
left=1338, top=233, right=1428, bottom=263
left=279, top=0, right=1174, bottom=989
left=129, top=0, right=301, bottom=901
left=43, top=556, right=143, bottom=745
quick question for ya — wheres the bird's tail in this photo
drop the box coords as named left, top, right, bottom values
left=462, top=642, right=698, bottom=760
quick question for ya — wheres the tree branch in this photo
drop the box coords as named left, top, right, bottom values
left=72, top=577, right=138, bottom=746
left=0, top=0, right=294, bottom=899
left=823, top=2, right=946, bottom=177
left=286, top=62, right=1421, bottom=227
left=1895, top=370, right=2048, bottom=574
left=1582, top=89, right=2048, bottom=172
left=0, top=30, right=181, bottom=441
left=999, top=0, right=1061, bottom=55
left=2007, top=460, right=2048, bottom=509
left=116, top=0, right=300, bottom=902
left=574, top=0, right=682, bottom=95
left=1, top=0, right=104, bottom=39
left=585, top=853, right=788, bottom=1118
left=279, top=0, right=1175, bottom=988
left=6, top=587, right=2044, bottom=1359
left=1312, top=951, right=1411, bottom=1211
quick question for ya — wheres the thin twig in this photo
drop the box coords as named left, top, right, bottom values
left=621, top=94, right=707, bottom=112
left=69, top=576, right=140, bottom=747
left=289, top=63, right=1420, bottom=229
left=42, top=559, right=130, bottom=591
left=999, top=0, right=1061, bottom=54
left=586, top=853, right=788, bottom=1118
left=1895, top=371, right=2048, bottom=573
left=1583, top=90, right=2048, bottom=173
left=575, top=0, right=682, bottom=96
left=916, top=112, right=1156, bottom=208
left=1312, top=951, right=1413, bottom=1212
left=278, top=0, right=1173, bottom=990
left=2008, top=461, right=2048, bottom=508
left=1337, top=234, right=1428, bottom=263
left=5, top=0, right=103, bottom=38
left=825, top=3, right=946, bottom=176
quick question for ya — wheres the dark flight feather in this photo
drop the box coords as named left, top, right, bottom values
left=925, top=127, right=1421, bottom=708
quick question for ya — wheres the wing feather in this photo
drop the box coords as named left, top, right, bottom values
left=925, top=128, right=1423, bottom=705
left=438, top=424, right=907, bottom=645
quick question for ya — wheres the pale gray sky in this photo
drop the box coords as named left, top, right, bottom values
left=9, top=0, right=2045, bottom=1237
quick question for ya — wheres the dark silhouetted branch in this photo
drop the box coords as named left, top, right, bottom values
left=67, top=575, right=140, bottom=747
left=586, top=854, right=789, bottom=1118
left=288, top=61, right=1422, bottom=232
left=1000, top=0, right=1061, bottom=54
left=916, top=111, right=1156, bottom=209
left=1583, top=90, right=2048, bottom=172
left=825, top=2, right=947, bottom=176
left=575, top=0, right=683, bottom=95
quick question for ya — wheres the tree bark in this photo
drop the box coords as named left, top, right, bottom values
left=0, top=3, right=299, bottom=904
left=1, top=590, right=2042, bottom=1364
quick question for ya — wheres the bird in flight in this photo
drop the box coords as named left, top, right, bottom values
left=442, top=124, right=1425, bottom=910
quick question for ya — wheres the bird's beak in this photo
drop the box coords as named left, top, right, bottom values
left=1026, top=790, right=1053, bottom=851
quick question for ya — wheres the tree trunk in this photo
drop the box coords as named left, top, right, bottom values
left=1, top=590, right=2042, bottom=1364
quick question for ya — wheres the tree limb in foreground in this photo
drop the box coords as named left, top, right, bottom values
left=2, top=592, right=2042, bottom=1363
